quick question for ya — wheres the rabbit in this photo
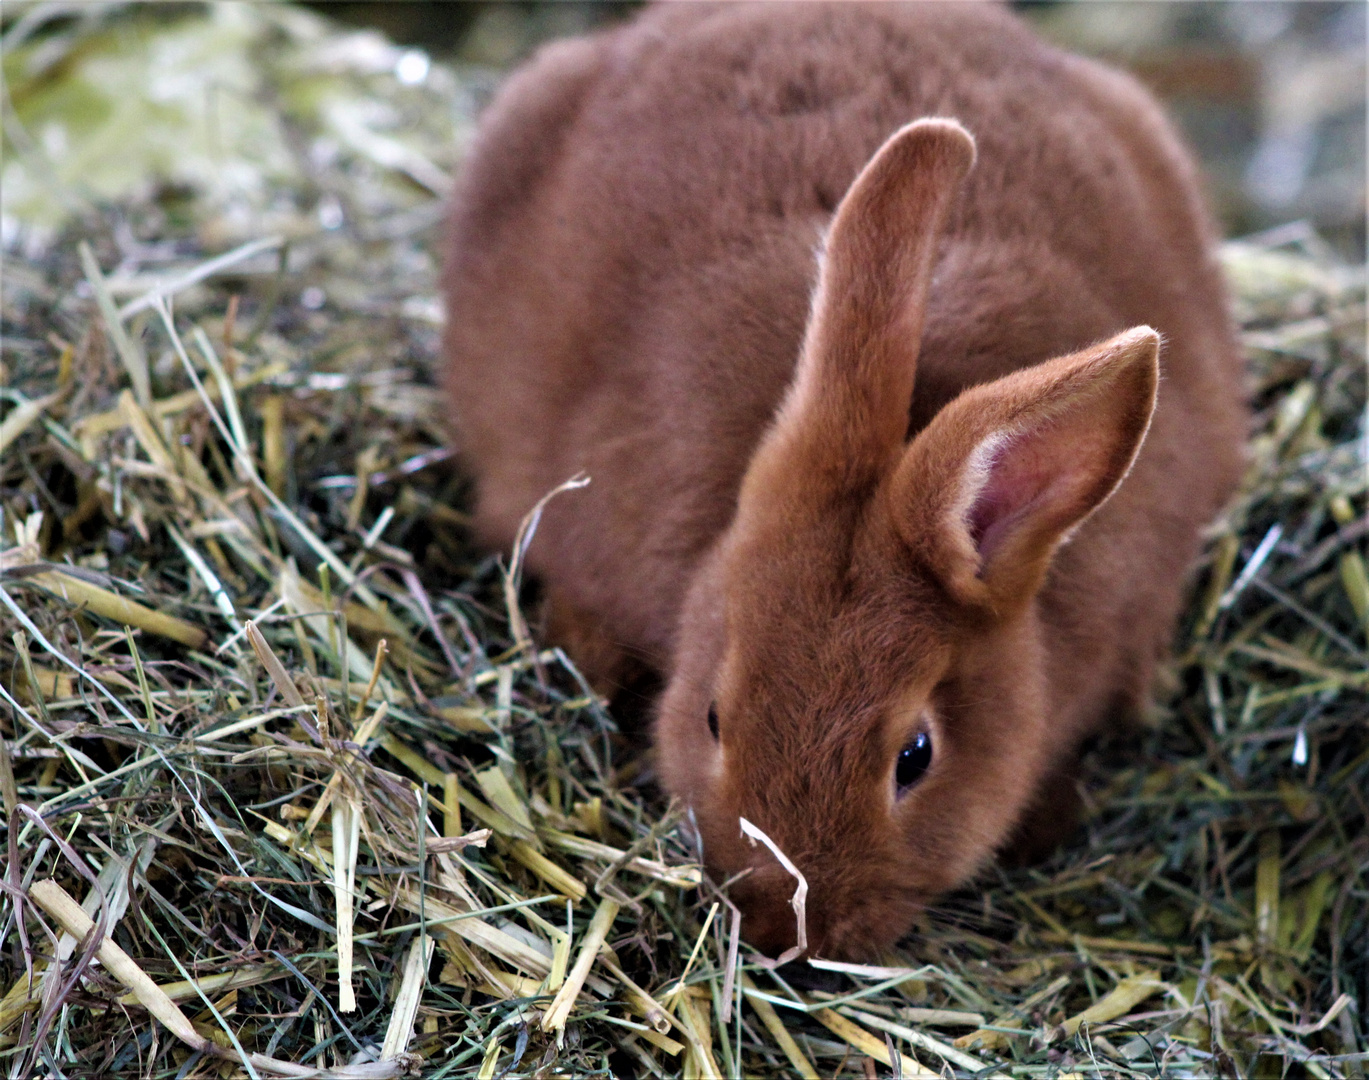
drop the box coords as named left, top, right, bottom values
left=442, top=2, right=1247, bottom=960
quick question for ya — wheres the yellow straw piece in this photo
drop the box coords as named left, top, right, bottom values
left=301, top=700, right=390, bottom=838
left=246, top=621, right=306, bottom=708
left=544, top=930, right=571, bottom=996
left=381, top=732, right=446, bottom=786
left=443, top=773, right=462, bottom=837
left=602, top=956, right=672, bottom=1034
left=674, top=991, right=721, bottom=1080
left=475, top=765, right=535, bottom=832
left=0, top=392, right=60, bottom=457
left=636, top=1026, right=685, bottom=1057
left=1255, top=832, right=1282, bottom=951
left=332, top=799, right=362, bottom=1012
left=119, top=391, right=186, bottom=504
left=260, top=394, right=288, bottom=497
left=28, top=879, right=209, bottom=1053
left=844, top=1007, right=1004, bottom=1077
left=394, top=889, right=553, bottom=978
left=30, top=570, right=207, bottom=649
left=813, top=1007, right=933, bottom=1077
left=541, top=897, right=618, bottom=1033
left=741, top=975, right=820, bottom=1080
left=380, top=933, right=433, bottom=1061
left=508, top=840, right=586, bottom=902
left=117, top=965, right=281, bottom=1008
left=477, top=1036, right=502, bottom=1080
left=1056, top=970, right=1165, bottom=1039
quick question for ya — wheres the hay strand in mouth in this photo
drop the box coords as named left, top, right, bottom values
left=739, top=816, right=810, bottom=967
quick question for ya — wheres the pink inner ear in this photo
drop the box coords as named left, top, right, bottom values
left=965, top=436, right=1060, bottom=571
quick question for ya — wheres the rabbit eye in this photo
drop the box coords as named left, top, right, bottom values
left=707, top=703, right=719, bottom=740
left=895, top=731, right=932, bottom=794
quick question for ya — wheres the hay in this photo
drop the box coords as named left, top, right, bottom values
left=1, top=4, right=1365, bottom=1077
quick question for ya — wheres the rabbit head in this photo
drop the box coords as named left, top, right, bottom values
left=654, top=119, right=1160, bottom=960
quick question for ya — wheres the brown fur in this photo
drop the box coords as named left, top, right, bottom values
left=442, top=2, right=1248, bottom=959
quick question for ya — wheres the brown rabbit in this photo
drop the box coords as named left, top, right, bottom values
left=443, top=2, right=1247, bottom=959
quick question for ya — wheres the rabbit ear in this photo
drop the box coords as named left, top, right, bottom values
left=764, top=119, right=975, bottom=494
left=885, top=327, right=1160, bottom=612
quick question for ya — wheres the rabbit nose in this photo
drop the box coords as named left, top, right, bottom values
left=739, top=900, right=803, bottom=959
left=733, top=863, right=820, bottom=958
left=738, top=892, right=852, bottom=960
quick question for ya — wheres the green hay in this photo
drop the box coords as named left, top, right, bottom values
left=1, top=4, right=1365, bottom=1078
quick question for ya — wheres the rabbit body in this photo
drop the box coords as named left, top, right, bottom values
left=443, top=2, right=1246, bottom=958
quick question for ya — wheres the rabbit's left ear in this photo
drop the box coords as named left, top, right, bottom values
left=885, top=327, right=1160, bottom=613
left=749, top=119, right=975, bottom=508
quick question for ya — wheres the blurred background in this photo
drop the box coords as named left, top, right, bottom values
left=1, top=1, right=1364, bottom=279
left=308, top=0, right=1367, bottom=260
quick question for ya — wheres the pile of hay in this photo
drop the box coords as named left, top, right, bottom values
left=1, top=5, right=1364, bottom=1077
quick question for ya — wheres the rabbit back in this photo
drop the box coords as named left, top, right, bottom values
left=443, top=1, right=1246, bottom=719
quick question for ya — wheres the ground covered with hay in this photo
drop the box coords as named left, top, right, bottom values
left=1, top=5, right=1366, bottom=1078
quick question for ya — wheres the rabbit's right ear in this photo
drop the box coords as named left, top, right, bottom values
left=750, top=119, right=975, bottom=507
left=884, top=327, right=1160, bottom=614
